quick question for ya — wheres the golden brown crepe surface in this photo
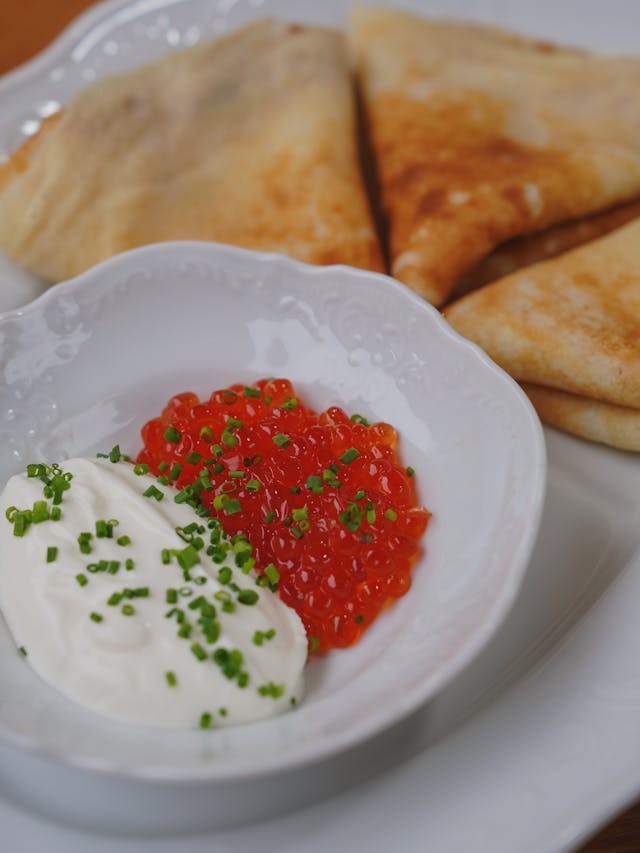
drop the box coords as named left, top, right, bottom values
left=444, top=218, right=640, bottom=409
left=0, top=20, right=383, bottom=281
left=352, top=8, right=640, bottom=305
left=454, top=198, right=640, bottom=298
left=522, top=383, right=640, bottom=452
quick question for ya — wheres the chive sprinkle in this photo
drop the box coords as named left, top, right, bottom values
left=186, top=451, right=203, bottom=465
left=75, top=573, right=88, bottom=587
left=18, top=646, right=27, bottom=657
left=272, top=433, right=291, bottom=448
left=243, top=386, right=261, bottom=398
left=117, top=535, right=131, bottom=546
left=237, top=589, right=259, bottom=606
left=121, top=604, right=135, bottom=616
left=165, top=671, right=177, bottom=687
left=406, top=466, right=415, bottom=477
left=350, top=414, right=370, bottom=426
left=46, top=546, right=58, bottom=563
left=133, top=463, right=149, bottom=476
left=143, top=485, right=164, bottom=501
left=90, top=612, right=103, bottom=623
left=340, top=447, right=360, bottom=465
left=200, top=712, right=213, bottom=729
left=385, top=508, right=398, bottom=522
left=164, top=426, right=181, bottom=444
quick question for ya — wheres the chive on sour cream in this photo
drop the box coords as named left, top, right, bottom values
left=0, top=457, right=307, bottom=729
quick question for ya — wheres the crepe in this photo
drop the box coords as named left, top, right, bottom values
left=522, top=383, right=640, bottom=452
left=0, top=20, right=383, bottom=282
left=454, top=198, right=640, bottom=298
left=444, top=218, right=640, bottom=409
left=352, top=8, right=640, bottom=306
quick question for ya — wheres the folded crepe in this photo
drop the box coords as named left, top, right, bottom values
left=522, top=384, right=640, bottom=452
left=444, top=218, right=640, bottom=436
left=0, top=20, right=383, bottom=282
left=352, top=8, right=640, bottom=306
left=454, top=198, right=640, bottom=298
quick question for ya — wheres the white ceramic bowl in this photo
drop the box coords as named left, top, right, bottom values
left=0, top=241, right=545, bottom=826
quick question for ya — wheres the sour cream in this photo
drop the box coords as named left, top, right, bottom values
left=0, top=458, right=307, bottom=728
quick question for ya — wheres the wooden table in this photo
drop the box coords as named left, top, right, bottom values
left=0, top=2, right=638, bottom=850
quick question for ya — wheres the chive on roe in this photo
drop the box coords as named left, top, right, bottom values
left=135, top=379, right=430, bottom=652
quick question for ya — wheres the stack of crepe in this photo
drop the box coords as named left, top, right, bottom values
left=352, top=8, right=640, bottom=451
left=2, top=11, right=640, bottom=450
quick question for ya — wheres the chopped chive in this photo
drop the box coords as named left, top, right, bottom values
left=237, top=589, right=259, bottom=605
left=75, top=573, right=88, bottom=587
left=74, top=528, right=95, bottom=552
left=51, top=506, right=62, bottom=521
left=292, top=507, right=308, bottom=522
left=90, top=612, right=103, bottom=623
left=108, top=445, right=122, bottom=463
left=229, top=470, right=245, bottom=479
left=290, top=486, right=301, bottom=494
left=125, top=558, right=135, bottom=571
left=133, top=463, right=149, bottom=476
left=169, top=463, right=183, bottom=481
left=161, top=548, right=172, bottom=564
left=354, top=490, right=366, bottom=501
left=158, top=461, right=169, bottom=473
left=191, top=643, right=207, bottom=661
left=217, top=566, right=232, bottom=585
left=200, top=711, right=213, bottom=729
left=385, top=508, right=398, bottom=522
left=46, top=546, right=58, bottom=563
left=121, top=604, right=135, bottom=616
left=243, top=386, right=261, bottom=398
left=143, top=485, right=164, bottom=501
left=176, top=545, right=200, bottom=570
left=263, top=395, right=272, bottom=406
left=272, top=433, right=291, bottom=449
left=221, top=430, right=238, bottom=448
left=186, top=451, right=203, bottom=465
left=199, top=426, right=214, bottom=441
left=291, top=526, right=303, bottom=539
left=258, top=681, right=285, bottom=699
left=165, top=671, right=177, bottom=687
left=366, top=509, right=376, bottom=524
left=264, top=510, right=275, bottom=523
left=223, top=498, right=242, bottom=516
left=221, top=390, right=238, bottom=405
left=117, top=535, right=131, bottom=546
left=246, top=478, right=261, bottom=492
left=107, top=592, right=123, bottom=606
left=309, top=637, right=320, bottom=652
left=281, top=397, right=298, bottom=410
left=219, top=707, right=228, bottom=717
left=306, top=476, right=323, bottom=494
left=264, top=564, right=280, bottom=585
left=340, top=447, right=360, bottom=465
left=164, top=426, right=181, bottom=444
left=406, top=466, right=415, bottom=477
left=355, top=614, right=364, bottom=624
left=350, top=414, right=370, bottom=426
left=18, top=645, right=27, bottom=657
left=166, top=588, right=178, bottom=604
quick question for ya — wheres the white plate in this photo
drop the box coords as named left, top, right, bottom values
left=0, top=0, right=639, bottom=850
left=0, top=242, right=545, bottom=793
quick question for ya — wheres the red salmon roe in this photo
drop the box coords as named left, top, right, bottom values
left=137, top=379, right=430, bottom=652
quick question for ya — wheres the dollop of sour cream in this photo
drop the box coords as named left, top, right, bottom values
left=0, top=458, right=307, bottom=729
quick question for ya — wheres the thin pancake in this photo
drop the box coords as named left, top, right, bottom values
left=444, top=218, right=640, bottom=409
left=0, top=20, right=383, bottom=282
left=522, top=383, right=640, bottom=453
left=352, top=8, right=640, bottom=305
left=454, top=198, right=640, bottom=298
